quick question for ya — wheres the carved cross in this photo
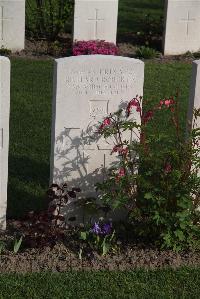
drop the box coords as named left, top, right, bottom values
left=0, top=6, right=12, bottom=41
left=180, top=11, right=196, bottom=36
left=88, top=9, right=104, bottom=39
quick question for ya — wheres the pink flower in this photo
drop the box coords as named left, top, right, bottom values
left=98, top=117, right=111, bottom=132
left=112, top=146, right=128, bottom=155
left=103, top=118, right=111, bottom=126
left=164, top=163, right=172, bottom=174
left=118, top=168, right=125, bottom=177
left=142, top=110, right=154, bottom=125
left=127, top=97, right=141, bottom=116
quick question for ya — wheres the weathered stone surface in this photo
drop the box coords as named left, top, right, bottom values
left=0, top=0, right=25, bottom=51
left=0, top=56, right=10, bottom=230
left=73, top=0, right=118, bottom=43
left=163, top=0, right=200, bottom=55
left=50, top=55, right=144, bottom=223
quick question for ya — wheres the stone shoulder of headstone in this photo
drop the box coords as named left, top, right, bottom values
left=0, top=56, right=10, bottom=230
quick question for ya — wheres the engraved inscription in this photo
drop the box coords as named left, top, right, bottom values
left=66, top=67, right=135, bottom=96
left=89, top=100, right=109, bottom=118
left=0, top=6, right=12, bottom=41
left=180, top=11, right=195, bottom=36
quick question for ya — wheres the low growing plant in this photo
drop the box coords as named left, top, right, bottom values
left=96, top=94, right=200, bottom=251
left=136, top=46, right=160, bottom=59
left=80, top=220, right=116, bottom=256
left=0, top=46, right=11, bottom=56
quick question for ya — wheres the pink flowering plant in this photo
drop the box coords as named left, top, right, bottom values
left=96, top=94, right=200, bottom=251
left=73, top=40, right=118, bottom=56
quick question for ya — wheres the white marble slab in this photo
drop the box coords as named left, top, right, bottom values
left=73, top=0, right=118, bottom=43
left=0, top=0, right=25, bottom=51
left=163, top=0, right=200, bottom=55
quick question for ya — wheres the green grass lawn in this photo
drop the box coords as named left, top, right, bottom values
left=0, top=268, right=200, bottom=298
left=8, top=58, right=192, bottom=219
left=118, top=0, right=164, bottom=35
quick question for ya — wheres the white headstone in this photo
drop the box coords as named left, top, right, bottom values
left=0, top=57, right=10, bottom=230
left=50, top=55, right=144, bottom=222
left=73, top=0, right=118, bottom=44
left=188, top=60, right=200, bottom=129
left=0, top=0, right=25, bottom=51
left=163, top=0, right=200, bottom=55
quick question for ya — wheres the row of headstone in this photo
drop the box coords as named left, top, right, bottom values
left=0, top=0, right=200, bottom=55
left=0, top=55, right=199, bottom=229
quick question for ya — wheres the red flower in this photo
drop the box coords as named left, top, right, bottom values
left=118, top=168, right=125, bottom=177
left=142, top=110, right=154, bottom=125
left=164, top=163, right=172, bottom=174
left=98, top=117, right=111, bottom=133
left=127, top=97, right=141, bottom=117
left=112, top=145, right=128, bottom=155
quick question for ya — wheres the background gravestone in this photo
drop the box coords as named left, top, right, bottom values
left=0, top=56, right=10, bottom=230
left=73, top=0, right=119, bottom=44
left=50, top=55, right=144, bottom=223
left=163, top=0, right=200, bottom=55
left=0, top=0, right=25, bottom=51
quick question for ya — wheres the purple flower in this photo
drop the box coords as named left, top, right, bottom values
left=91, top=222, right=112, bottom=236
left=102, top=223, right=112, bottom=235
left=92, top=222, right=102, bottom=235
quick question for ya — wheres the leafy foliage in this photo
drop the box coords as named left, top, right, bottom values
left=96, top=94, right=200, bottom=251
left=136, top=46, right=160, bottom=59
left=79, top=220, right=116, bottom=256
left=26, top=0, right=74, bottom=40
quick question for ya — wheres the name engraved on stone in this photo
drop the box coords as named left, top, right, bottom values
left=66, top=67, right=135, bottom=96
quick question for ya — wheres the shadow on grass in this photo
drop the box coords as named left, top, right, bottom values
left=7, top=155, right=50, bottom=219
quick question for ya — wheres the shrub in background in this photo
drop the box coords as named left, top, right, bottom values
left=96, top=95, right=200, bottom=251
left=26, top=0, right=74, bottom=40
left=73, top=40, right=118, bottom=56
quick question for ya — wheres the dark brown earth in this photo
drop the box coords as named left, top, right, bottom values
left=4, top=38, right=195, bottom=64
left=0, top=221, right=200, bottom=273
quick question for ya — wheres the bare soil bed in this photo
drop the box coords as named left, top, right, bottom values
left=0, top=221, right=200, bottom=273
left=5, top=38, right=195, bottom=64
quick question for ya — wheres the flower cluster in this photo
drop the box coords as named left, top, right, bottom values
left=98, top=117, right=112, bottom=132
left=159, top=97, right=175, bottom=111
left=73, top=40, right=118, bottom=56
left=91, top=221, right=113, bottom=236
left=126, top=96, right=142, bottom=117
left=112, top=145, right=129, bottom=156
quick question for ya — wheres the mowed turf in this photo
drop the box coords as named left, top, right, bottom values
left=0, top=268, right=200, bottom=298
left=8, top=59, right=192, bottom=218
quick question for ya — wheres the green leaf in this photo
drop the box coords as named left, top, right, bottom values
left=144, top=192, right=153, bottom=200
left=175, top=230, right=185, bottom=241
left=13, top=236, right=23, bottom=254
left=80, top=231, right=87, bottom=241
